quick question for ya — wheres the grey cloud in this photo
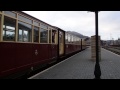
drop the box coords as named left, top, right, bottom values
left=23, top=11, right=120, bottom=40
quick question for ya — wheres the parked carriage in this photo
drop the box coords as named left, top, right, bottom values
left=0, top=11, right=87, bottom=78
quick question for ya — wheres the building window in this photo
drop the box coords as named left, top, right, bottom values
left=34, top=26, right=39, bottom=43
left=18, top=15, right=32, bottom=24
left=4, top=11, right=16, bottom=18
left=3, top=16, right=16, bottom=41
left=40, top=28, right=48, bottom=43
left=18, top=21, right=32, bottom=42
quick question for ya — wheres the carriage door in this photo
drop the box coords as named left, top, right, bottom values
left=59, top=31, right=65, bottom=55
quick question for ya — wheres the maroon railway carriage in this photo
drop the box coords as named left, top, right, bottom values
left=0, top=11, right=87, bottom=79
left=0, top=11, right=59, bottom=78
left=65, top=32, right=82, bottom=55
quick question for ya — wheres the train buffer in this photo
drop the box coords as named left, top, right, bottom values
left=28, top=47, right=120, bottom=79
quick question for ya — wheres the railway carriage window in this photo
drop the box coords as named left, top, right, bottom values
left=3, top=16, right=16, bottom=41
left=71, top=35, right=73, bottom=43
left=59, top=31, right=63, bottom=43
left=78, top=38, right=79, bottom=44
left=79, top=38, right=81, bottom=44
left=18, top=29, right=23, bottom=41
left=49, top=29, right=51, bottom=43
left=78, top=38, right=80, bottom=44
left=40, top=24, right=48, bottom=29
left=65, top=33, right=68, bottom=43
left=0, top=15, right=1, bottom=39
left=68, top=34, right=70, bottom=43
left=34, top=21, right=39, bottom=26
left=69, top=35, right=71, bottom=43
left=77, top=38, right=78, bottom=44
left=74, top=37, right=76, bottom=44
left=75, top=37, right=77, bottom=44
left=76, top=37, right=78, bottom=44
left=70, top=35, right=72, bottom=43
left=23, top=31, right=29, bottom=42
left=73, top=36, right=75, bottom=44
left=4, top=11, right=16, bottom=18
left=52, top=30, right=57, bottom=43
left=77, top=38, right=79, bottom=44
left=34, top=26, right=39, bottom=43
left=18, top=21, right=32, bottom=42
left=18, top=15, right=32, bottom=24
left=40, top=28, right=48, bottom=43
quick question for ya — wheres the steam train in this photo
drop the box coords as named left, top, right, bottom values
left=0, top=11, right=87, bottom=79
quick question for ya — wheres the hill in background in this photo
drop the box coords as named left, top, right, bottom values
left=66, top=31, right=89, bottom=39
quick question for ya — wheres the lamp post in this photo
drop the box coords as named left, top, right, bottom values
left=90, top=11, right=101, bottom=79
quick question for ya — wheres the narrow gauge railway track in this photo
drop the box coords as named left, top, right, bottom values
left=103, top=46, right=120, bottom=55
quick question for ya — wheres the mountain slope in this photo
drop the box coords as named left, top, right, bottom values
left=66, top=31, right=89, bottom=39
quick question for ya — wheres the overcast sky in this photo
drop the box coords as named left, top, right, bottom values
left=23, top=11, right=120, bottom=40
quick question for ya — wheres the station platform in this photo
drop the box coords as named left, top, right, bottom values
left=28, top=47, right=120, bottom=79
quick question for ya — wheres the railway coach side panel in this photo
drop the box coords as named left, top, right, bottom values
left=65, top=44, right=71, bottom=54
left=32, top=44, right=58, bottom=67
left=65, top=44, right=81, bottom=55
left=0, top=42, right=33, bottom=78
left=76, top=45, right=81, bottom=51
left=32, top=44, right=49, bottom=67
left=51, top=44, right=58, bottom=59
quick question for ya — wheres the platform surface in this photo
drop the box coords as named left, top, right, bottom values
left=29, top=47, right=120, bottom=79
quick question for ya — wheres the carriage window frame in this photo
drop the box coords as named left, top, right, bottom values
left=34, top=21, right=39, bottom=26
left=18, top=21, right=32, bottom=42
left=73, top=36, right=76, bottom=44
left=0, top=15, right=2, bottom=41
left=40, top=28, right=48, bottom=43
left=70, top=34, right=72, bottom=44
left=40, top=23, right=48, bottom=29
left=59, top=31, right=63, bottom=44
left=68, top=34, right=71, bottom=43
left=3, top=16, right=16, bottom=41
left=52, top=29, right=57, bottom=44
left=65, top=33, right=68, bottom=43
left=33, top=26, right=39, bottom=43
left=18, top=15, right=32, bottom=24
left=49, top=28, right=52, bottom=44
left=4, top=11, right=17, bottom=18
left=71, top=35, right=74, bottom=43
